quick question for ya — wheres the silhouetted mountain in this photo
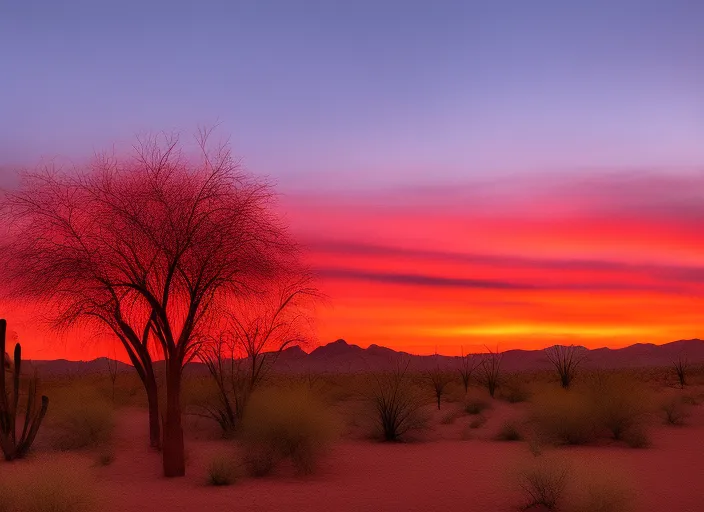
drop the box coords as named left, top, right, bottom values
left=24, top=338, right=704, bottom=376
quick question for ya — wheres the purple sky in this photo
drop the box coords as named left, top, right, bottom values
left=1, top=0, right=703, bottom=191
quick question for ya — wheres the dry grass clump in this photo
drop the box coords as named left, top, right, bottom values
left=207, top=453, right=240, bottom=486
left=530, top=374, right=652, bottom=448
left=500, top=379, right=531, bottom=403
left=660, top=394, right=689, bottom=425
left=515, top=455, right=571, bottom=510
left=0, top=457, right=97, bottom=512
left=469, top=415, right=487, bottom=429
left=48, top=387, right=115, bottom=451
left=440, top=408, right=463, bottom=425
left=513, top=455, right=635, bottom=511
left=239, top=386, right=339, bottom=476
left=464, top=392, right=492, bottom=415
left=531, top=389, right=597, bottom=445
left=495, top=420, right=524, bottom=441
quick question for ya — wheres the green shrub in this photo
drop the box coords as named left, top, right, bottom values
left=240, top=386, right=339, bottom=476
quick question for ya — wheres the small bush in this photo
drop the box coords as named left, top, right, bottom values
left=531, top=389, right=597, bottom=445
left=661, top=396, right=688, bottom=425
left=49, top=388, right=115, bottom=450
left=440, top=409, right=462, bottom=425
left=496, top=420, right=523, bottom=441
left=0, top=457, right=96, bottom=512
left=240, top=386, right=339, bottom=476
left=469, top=415, right=487, bottom=429
left=464, top=395, right=491, bottom=415
left=207, top=454, right=239, bottom=486
left=368, top=361, right=429, bottom=442
left=587, top=375, right=651, bottom=443
left=516, top=455, right=571, bottom=510
left=501, top=381, right=531, bottom=403
left=96, top=449, right=115, bottom=467
left=568, top=465, right=636, bottom=512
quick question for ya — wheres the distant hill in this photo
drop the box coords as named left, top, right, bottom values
left=25, top=338, right=704, bottom=376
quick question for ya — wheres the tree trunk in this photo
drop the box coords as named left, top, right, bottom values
left=144, top=375, right=161, bottom=450
left=162, top=364, right=185, bottom=477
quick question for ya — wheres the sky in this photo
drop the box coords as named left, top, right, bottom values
left=1, top=1, right=704, bottom=358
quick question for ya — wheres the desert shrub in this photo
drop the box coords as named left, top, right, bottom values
left=567, top=465, right=636, bottom=512
left=464, top=394, right=491, bottom=415
left=96, top=448, right=115, bottom=467
left=469, top=415, right=487, bottom=429
left=501, top=380, right=531, bottom=403
left=496, top=420, right=523, bottom=441
left=368, top=361, right=429, bottom=442
left=660, top=395, right=688, bottom=425
left=440, top=408, right=462, bottom=425
left=0, top=457, right=96, bottom=512
left=207, top=454, right=239, bottom=486
left=531, top=376, right=652, bottom=448
left=240, top=386, right=339, bottom=476
left=531, top=389, right=598, bottom=445
left=515, top=455, right=571, bottom=510
left=48, top=387, right=115, bottom=450
left=585, top=375, right=651, bottom=443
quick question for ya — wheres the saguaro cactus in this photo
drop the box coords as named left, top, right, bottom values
left=0, top=318, right=49, bottom=460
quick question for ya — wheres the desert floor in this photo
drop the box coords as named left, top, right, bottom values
left=4, top=392, right=702, bottom=512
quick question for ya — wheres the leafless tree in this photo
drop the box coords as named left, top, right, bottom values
left=673, top=354, right=689, bottom=389
left=545, top=345, right=585, bottom=389
left=457, top=347, right=478, bottom=394
left=198, top=271, right=318, bottom=433
left=426, top=354, right=452, bottom=410
left=2, top=129, right=295, bottom=477
left=479, top=346, right=503, bottom=398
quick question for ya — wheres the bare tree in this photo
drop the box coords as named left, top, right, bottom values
left=2, top=129, right=294, bottom=477
left=198, top=271, right=318, bottom=433
left=457, top=347, right=478, bottom=394
left=426, top=354, right=452, bottom=410
left=545, top=345, right=585, bottom=389
left=479, top=346, right=503, bottom=398
left=673, top=354, right=689, bottom=389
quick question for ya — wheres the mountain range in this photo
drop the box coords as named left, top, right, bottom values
left=24, top=338, right=704, bottom=376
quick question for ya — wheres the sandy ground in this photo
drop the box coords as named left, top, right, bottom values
left=3, top=397, right=703, bottom=511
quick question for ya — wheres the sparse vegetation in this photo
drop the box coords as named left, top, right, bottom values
left=464, top=393, right=491, bottom=415
left=516, top=455, right=571, bottom=510
left=368, top=359, right=429, bottom=442
left=425, top=357, right=452, bottom=410
left=207, top=454, right=239, bottom=486
left=0, top=319, right=49, bottom=461
left=672, top=355, right=689, bottom=389
left=478, top=346, right=503, bottom=398
left=457, top=349, right=479, bottom=394
left=661, top=395, right=688, bottom=425
left=496, top=420, right=523, bottom=441
left=530, top=374, right=652, bottom=448
left=48, top=387, right=115, bottom=451
left=545, top=345, right=585, bottom=389
left=240, top=386, right=339, bottom=476
left=0, top=457, right=96, bottom=512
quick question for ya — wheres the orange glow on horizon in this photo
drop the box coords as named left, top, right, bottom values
left=5, top=174, right=704, bottom=361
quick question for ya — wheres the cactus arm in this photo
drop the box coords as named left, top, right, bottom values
left=11, top=344, right=21, bottom=442
left=17, top=395, right=48, bottom=459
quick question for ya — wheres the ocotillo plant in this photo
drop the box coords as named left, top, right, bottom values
left=0, top=318, right=49, bottom=460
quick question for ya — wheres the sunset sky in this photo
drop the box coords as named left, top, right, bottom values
left=1, top=1, right=704, bottom=359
